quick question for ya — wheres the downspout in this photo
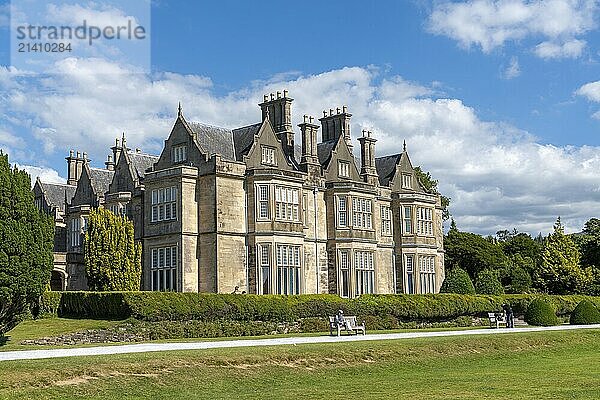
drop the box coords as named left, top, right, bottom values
left=244, top=181, right=249, bottom=294
left=313, top=186, right=319, bottom=294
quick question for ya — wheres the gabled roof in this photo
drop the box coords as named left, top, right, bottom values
left=89, top=167, right=114, bottom=195
left=187, top=121, right=235, bottom=160
left=232, top=122, right=261, bottom=161
left=375, top=154, right=402, bottom=186
left=316, top=138, right=339, bottom=168
left=128, top=152, right=159, bottom=178
left=38, top=181, right=76, bottom=211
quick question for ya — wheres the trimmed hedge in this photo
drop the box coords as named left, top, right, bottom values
left=41, top=292, right=600, bottom=323
left=570, top=300, right=600, bottom=325
left=525, top=299, right=559, bottom=326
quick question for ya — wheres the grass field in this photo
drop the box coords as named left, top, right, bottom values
left=0, top=328, right=598, bottom=399
left=0, top=318, right=119, bottom=351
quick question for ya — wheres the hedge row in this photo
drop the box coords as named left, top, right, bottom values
left=39, top=291, right=600, bottom=322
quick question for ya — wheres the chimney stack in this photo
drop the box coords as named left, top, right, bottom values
left=358, top=129, right=378, bottom=186
left=298, top=115, right=320, bottom=173
left=319, top=105, right=353, bottom=153
left=66, top=150, right=86, bottom=185
left=105, top=155, right=115, bottom=171
left=259, top=89, right=295, bottom=159
left=66, top=150, right=77, bottom=185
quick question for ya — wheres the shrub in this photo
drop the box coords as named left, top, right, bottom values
left=37, top=291, right=61, bottom=318
left=525, top=299, right=559, bottom=326
left=475, top=269, right=505, bottom=295
left=570, top=300, right=600, bottom=325
left=440, top=268, right=475, bottom=294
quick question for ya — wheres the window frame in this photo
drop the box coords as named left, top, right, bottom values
left=261, top=145, right=276, bottom=166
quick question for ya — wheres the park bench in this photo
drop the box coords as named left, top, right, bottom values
left=488, top=312, right=507, bottom=329
left=329, top=315, right=366, bottom=336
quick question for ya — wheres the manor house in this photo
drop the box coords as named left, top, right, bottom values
left=34, top=90, right=445, bottom=297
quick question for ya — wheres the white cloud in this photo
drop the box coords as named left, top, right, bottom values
left=428, top=0, right=598, bottom=58
left=503, top=56, right=521, bottom=79
left=15, top=164, right=66, bottom=186
left=576, top=80, right=600, bottom=102
left=3, top=59, right=600, bottom=235
left=534, top=38, right=586, bottom=58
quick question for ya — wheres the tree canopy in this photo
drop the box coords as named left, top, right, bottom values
left=538, top=218, right=591, bottom=294
left=444, top=227, right=509, bottom=279
left=0, top=152, right=54, bottom=336
left=84, top=207, right=142, bottom=291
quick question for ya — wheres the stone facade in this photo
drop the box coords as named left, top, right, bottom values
left=35, top=91, right=445, bottom=296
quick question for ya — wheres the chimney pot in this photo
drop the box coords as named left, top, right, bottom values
left=283, top=89, right=288, bottom=97
left=323, top=110, right=327, bottom=117
left=76, top=151, right=81, bottom=158
left=303, top=115, right=307, bottom=123
left=270, top=93, right=274, bottom=100
left=309, top=116, right=314, bottom=123
left=329, top=108, right=334, bottom=116
left=83, top=152, right=87, bottom=159
left=343, top=105, right=347, bottom=113
left=277, top=91, right=281, bottom=99
left=69, top=149, right=74, bottom=157
left=263, top=94, right=268, bottom=102
left=336, top=107, right=340, bottom=114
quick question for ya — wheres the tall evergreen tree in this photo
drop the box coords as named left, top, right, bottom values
left=0, top=152, right=54, bottom=336
left=84, top=208, right=142, bottom=291
left=538, top=217, right=591, bottom=294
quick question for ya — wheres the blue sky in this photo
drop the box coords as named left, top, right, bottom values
left=1, top=0, right=600, bottom=235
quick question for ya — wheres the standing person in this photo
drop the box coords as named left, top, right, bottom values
left=503, top=303, right=514, bottom=328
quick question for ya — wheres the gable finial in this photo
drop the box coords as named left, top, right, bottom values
left=178, top=102, right=182, bottom=117
left=403, top=140, right=407, bottom=152
left=122, top=132, right=127, bottom=149
left=265, top=106, right=270, bottom=120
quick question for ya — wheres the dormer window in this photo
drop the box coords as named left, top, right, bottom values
left=173, top=145, right=187, bottom=163
left=402, top=173, right=412, bottom=189
left=338, top=161, right=350, bottom=178
left=261, top=145, right=276, bottom=166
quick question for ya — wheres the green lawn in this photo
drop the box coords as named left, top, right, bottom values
left=0, top=329, right=598, bottom=399
left=0, top=318, right=119, bottom=351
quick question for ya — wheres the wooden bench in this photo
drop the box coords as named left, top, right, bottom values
left=329, top=316, right=366, bottom=336
left=488, top=312, right=507, bottom=329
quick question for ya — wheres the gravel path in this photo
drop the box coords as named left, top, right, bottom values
left=1, top=324, right=599, bottom=362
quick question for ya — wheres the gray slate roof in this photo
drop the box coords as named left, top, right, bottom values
left=187, top=122, right=235, bottom=160
left=375, top=154, right=402, bottom=186
left=232, top=123, right=261, bottom=161
left=128, top=152, right=159, bottom=178
left=317, top=139, right=338, bottom=168
left=89, top=168, right=114, bottom=195
left=39, top=182, right=76, bottom=211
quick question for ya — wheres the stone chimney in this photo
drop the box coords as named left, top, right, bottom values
left=105, top=155, right=115, bottom=171
left=319, top=105, right=353, bottom=153
left=66, top=150, right=77, bottom=185
left=259, top=90, right=295, bottom=158
left=298, top=114, right=320, bottom=172
left=358, top=129, right=378, bottom=186
left=66, top=150, right=86, bottom=185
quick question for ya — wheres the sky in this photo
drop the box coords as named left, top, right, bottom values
left=1, top=0, right=600, bottom=236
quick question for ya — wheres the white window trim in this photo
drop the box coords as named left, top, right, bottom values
left=261, top=145, right=276, bottom=166
left=256, top=184, right=270, bottom=220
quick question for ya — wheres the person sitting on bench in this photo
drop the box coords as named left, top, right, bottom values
left=335, top=309, right=352, bottom=333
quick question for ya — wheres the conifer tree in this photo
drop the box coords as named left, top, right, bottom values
left=84, top=207, right=142, bottom=291
left=538, top=217, right=591, bottom=294
left=0, top=152, right=54, bottom=336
